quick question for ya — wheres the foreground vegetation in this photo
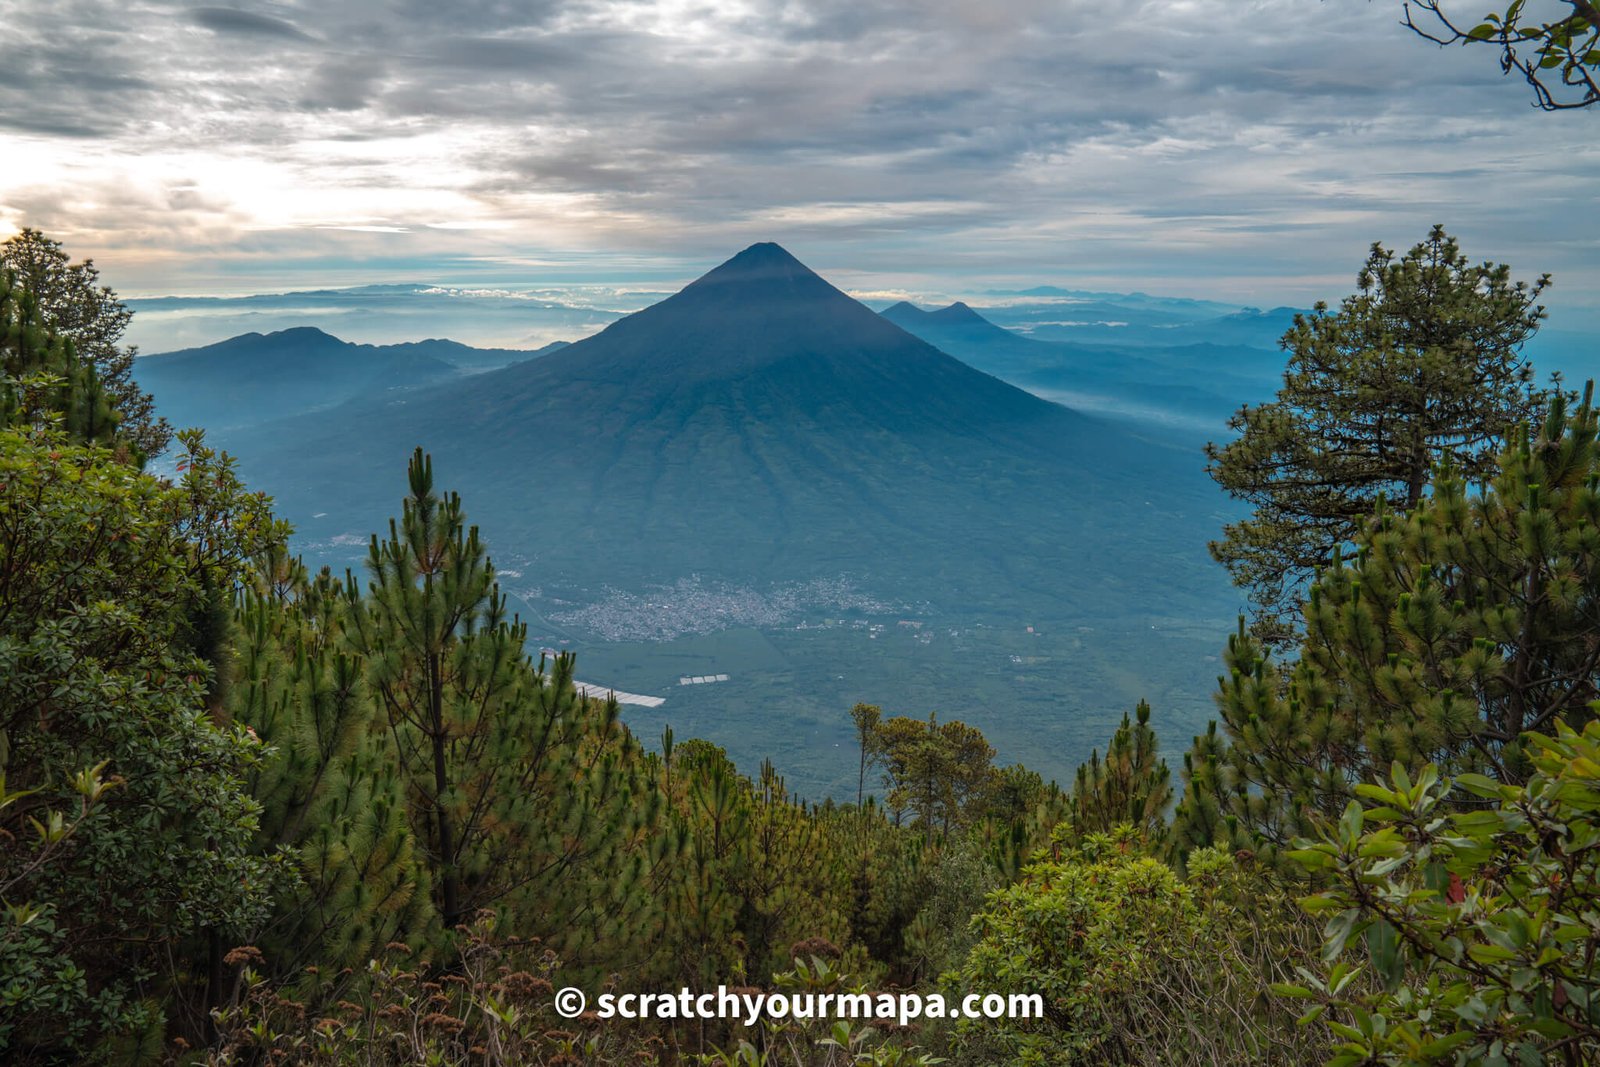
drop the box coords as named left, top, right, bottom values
left=5, top=225, right=1600, bottom=1066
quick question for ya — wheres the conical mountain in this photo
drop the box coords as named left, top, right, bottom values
left=224, top=244, right=1217, bottom=615
left=449, top=241, right=1079, bottom=446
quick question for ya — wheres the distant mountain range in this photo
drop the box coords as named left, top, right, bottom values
left=975, top=298, right=1304, bottom=349
left=135, top=327, right=561, bottom=430
left=979, top=285, right=1244, bottom=319
left=879, top=300, right=1280, bottom=430
left=124, top=283, right=627, bottom=354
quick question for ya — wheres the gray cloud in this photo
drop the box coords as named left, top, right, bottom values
left=0, top=0, right=1594, bottom=326
left=297, top=55, right=387, bottom=111
left=189, top=6, right=315, bottom=40
left=421, top=34, right=596, bottom=71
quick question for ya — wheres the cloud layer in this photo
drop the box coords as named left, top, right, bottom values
left=2, top=0, right=1595, bottom=322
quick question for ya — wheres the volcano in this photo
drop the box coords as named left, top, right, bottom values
left=224, top=243, right=1218, bottom=616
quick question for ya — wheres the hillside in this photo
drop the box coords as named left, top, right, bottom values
left=880, top=300, right=1277, bottom=430
left=133, top=327, right=559, bottom=430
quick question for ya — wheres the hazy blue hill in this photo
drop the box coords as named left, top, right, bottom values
left=881, top=300, right=1276, bottom=431
left=881, top=300, right=1036, bottom=355
left=134, top=327, right=558, bottom=430
left=370, top=336, right=567, bottom=371
left=993, top=302, right=1301, bottom=349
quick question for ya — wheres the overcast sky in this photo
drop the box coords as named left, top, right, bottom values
left=2, top=0, right=1595, bottom=323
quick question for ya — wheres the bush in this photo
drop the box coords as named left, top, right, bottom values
left=952, top=827, right=1328, bottom=1065
left=0, top=429, right=292, bottom=1059
left=1285, top=720, right=1600, bottom=1065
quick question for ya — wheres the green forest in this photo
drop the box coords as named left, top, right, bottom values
left=6, top=220, right=1600, bottom=1067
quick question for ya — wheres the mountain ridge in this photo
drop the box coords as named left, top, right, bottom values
left=135, top=326, right=562, bottom=431
left=881, top=299, right=1280, bottom=430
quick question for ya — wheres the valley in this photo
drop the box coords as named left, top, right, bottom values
left=146, top=236, right=1600, bottom=797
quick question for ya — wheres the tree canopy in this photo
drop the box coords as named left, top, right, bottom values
left=1065, top=700, right=1171, bottom=846
left=1179, top=389, right=1600, bottom=862
left=874, top=713, right=997, bottom=838
left=0, top=229, right=169, bottom=459
left=0, top=429, right=289, bottom=1057
left=1207, top=225, right=1551, bottom=645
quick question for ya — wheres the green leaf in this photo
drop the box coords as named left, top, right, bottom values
left=1287, top=846, right=1337, bottom=871
left=1454, top=773, right=1504, bottom=799
left=1366, top=921, right=1404, bottom=991
left=1300, top=893, right=1347, bottom=914
left=1324, top=907, right=1365, bottom=962
left=1327, top=1021, right=1366, bottom=1042
left=1420, top=1032, right=1476, bottom=1057
left=1296, top=1005, right=1327, bottom=1027
left=1359, top=828, right=1406, bottom=859
left=1339, top=800, right=1365, bottom=843
left=1466, top=943, right=1518, bottom=964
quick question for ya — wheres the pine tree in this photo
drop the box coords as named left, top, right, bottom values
left=656, top=739, right=749, bottom=986
left=1066, top=700, right=1171, bottom=845
left=850, top=701, right=883, bottom=809
left=1, top=270, right=120, bottom=448
left=1207, top=226, right=1552, bottom=645
left=1176, top=387, right=1600, bottom=861
left=347, top=448, right=523, bottom=930
left=834, top=802, right=930, bottom=982
left=1168, top=721, right=1250, bottom=859
left=347, top=448, right=652, bottom=962
left=1, top=230, right=168, bottom=457
left=875, top=713, right=996, bottom=839
left=975, top=779, right=1067, bottom=883
left=736, top=760, right=849, bottom=980
left=230, top=563, right=434, bottom=974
